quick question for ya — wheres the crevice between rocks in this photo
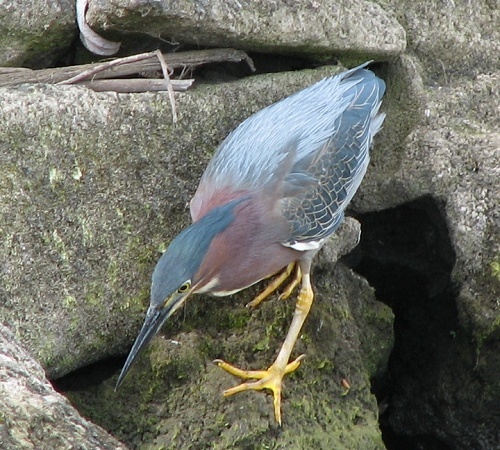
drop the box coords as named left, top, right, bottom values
left=343, top=195, right=458, bottom=450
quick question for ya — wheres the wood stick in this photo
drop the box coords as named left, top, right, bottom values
left=155, top=50, right=177, bottom=123
left=0, top=49, right=255, bottom=88
left=58, top=51, right=158, bottom=85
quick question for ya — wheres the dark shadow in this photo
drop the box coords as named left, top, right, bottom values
left=343, top=196, right=458, bottom=450
left=53, top=356, right=125, bottom=392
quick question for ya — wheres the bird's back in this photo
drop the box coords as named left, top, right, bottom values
left=191, top=62, right=386, bottom=229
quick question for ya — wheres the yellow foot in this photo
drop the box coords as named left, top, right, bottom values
left=246, top=262, right=296, bottom=308
left=214, top=355, right=305, bottom=425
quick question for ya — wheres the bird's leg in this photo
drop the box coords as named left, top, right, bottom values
left=215, top=270, right=314, bottom=425
left=246, top=262, right=296, bottom=308
left=278, top=264, right=302, bottom=300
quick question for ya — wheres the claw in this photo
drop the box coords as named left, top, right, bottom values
left=217, top=268, right=314, bottom=424
left=214, top=355, right=305, bottom=425
left=278, top=265, right=302, bottom=300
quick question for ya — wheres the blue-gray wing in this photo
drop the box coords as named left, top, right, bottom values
left=191, top=62, right=385, bottom=241
left=194, top=63, right=378, bottom=199
left=281, top=69, right=385, bottom=249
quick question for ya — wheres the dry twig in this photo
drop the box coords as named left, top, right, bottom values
left=0, top=48, right=255, bottom=123
left=78, top=79, right=193, bottom=92
left=57, top=52, right=158, bottom=85
left=0, top=49, right=255, bottom=90
left=155, top=50, right=178, bottom=123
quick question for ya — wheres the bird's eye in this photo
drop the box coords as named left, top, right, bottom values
left=177, top=281, right=191, bottom=293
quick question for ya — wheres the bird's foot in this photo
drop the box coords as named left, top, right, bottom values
left=214, top=354, right=305, bottom=425
left=246, top=262, right=296, bottom=308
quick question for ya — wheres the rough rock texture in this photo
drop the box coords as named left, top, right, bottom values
left=62, top=257, right=393, bottom=450
left=86, top=0, right=406, bottom=60
left=0, top=323, right=127, bottom=450
left=386, top=0, right=500, bottom=83
left=1, top=0, right=499, bottom=448
left=358, top=59, right=500, bottom=287
left=0, top=0, right=76, bottom=67
left=0, top=66, right=365, bottom=379
left=350, top=55, right=500, bottom=450
left=0, top=66, right=393, bottom=448
left=382, top=68, right=499, bottom=450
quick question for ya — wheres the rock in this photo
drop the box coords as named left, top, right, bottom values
left=387, top=0, right=500, bottom=82
left=61, top=261, right=392, bottom=450
left=370, top=63, right=500, bottom=319
left=0, top=323, right=127, bottom=450
left=85, top=0, right=406, bottom=60
left=1, top=0, right=498, bottom=447
left=0, top=65, right=393, bottom=445
left=0, top=0, right=76, bottom=67
left=0, top=66, right=370, bottom=380
left=359, top=60, right=499, bottom=287
left=382, top=70, right=500, bottom=450
left=349, top=53, right=500, bottom=449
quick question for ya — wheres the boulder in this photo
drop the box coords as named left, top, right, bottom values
left=1, top=0, right=499, bottom=448
left=0, top=66, right=393, bottom=448
left=85, top=0, right=406, bottom=60
left=0, top=0, right=76, bottom=67
left=0, top=66, right=376, bottom=378
left=0, top=323, right=127, bottom=450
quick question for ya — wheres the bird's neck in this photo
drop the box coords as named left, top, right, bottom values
left=194, top=196, right=297, bottom=295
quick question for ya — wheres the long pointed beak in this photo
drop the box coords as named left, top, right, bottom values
left=115, top=292, right=189, bottom=390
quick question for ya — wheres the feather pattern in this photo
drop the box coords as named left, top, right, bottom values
left=192, top=62, right=386, bottom=248
left=282, top=69, right=386, bottom=247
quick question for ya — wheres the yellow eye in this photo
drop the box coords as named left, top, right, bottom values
left=177, top=281, right=191, bottom=294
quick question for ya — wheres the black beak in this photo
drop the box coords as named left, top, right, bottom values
left=115, top=304, right=172, bottom=390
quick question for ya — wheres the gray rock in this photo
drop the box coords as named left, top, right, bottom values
left=0, top=0, right=497, bottom=447
left=0, top=66, right=368, bottom=379
left=64, top=261, right=392, bottom=450
left=0, top=323, right=127, bottom=450
left=352, top=54, right=500, bottom=449
left=359, top=60, right=499, bottom=289
left=0, top=66, right=393, bottom=448
left=371, top=62, right=499, bottom=306
left=388, top=69, right=499, bottom=450
left=0, top=0, right=76, bottom=67
left=85, top=0, right=406, bottom=59
left=386, top=0, right=500, bottom=82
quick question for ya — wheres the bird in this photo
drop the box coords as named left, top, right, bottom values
left=115, top=61, right=386, bottom=425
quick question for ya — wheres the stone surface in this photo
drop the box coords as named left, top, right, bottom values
left=0, top=66, right=368, bottom=380
left=387, top=0, right=500, bottom=83
left=381, top=70, right=500, bottom=450
left=0, top=0, right=76, bottom=67
left=359, top=61, right=500, bottom=274
left=62, top=260, right=392, bottom=450
left=349, top=53, right=500, bottom=450
left=0, top=65, right=393, bottom=447
left=86, top=0, right=406, bottom=60
left=0, top=323, right=127, bottom=450
left=360, top=64, right=499, bottom=329
left=1, top=0, right=499, bottom=447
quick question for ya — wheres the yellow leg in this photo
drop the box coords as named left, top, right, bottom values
left=215, top=272, right=314, bottom=425
left=278, top=264, right=302, bottom=300
left=246, top=262, right=296, bottom=308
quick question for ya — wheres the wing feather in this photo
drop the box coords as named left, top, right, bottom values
left=191, top=62, right=386, bottom=247
left=282, top=70, right=386, bottom=247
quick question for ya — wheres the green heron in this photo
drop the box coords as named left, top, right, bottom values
left=116, top=62, right=386, bottom=424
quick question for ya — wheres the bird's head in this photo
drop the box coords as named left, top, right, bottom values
left=115, top=199, right=242, bottom=388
